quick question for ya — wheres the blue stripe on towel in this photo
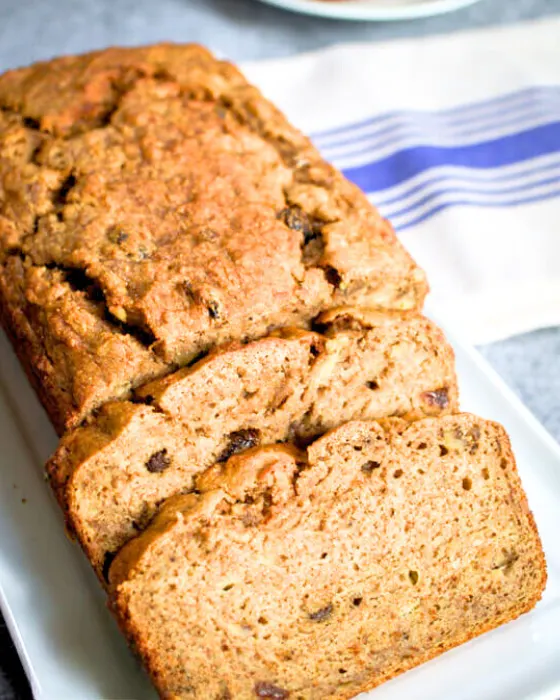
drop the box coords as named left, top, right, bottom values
left=375, top=158, right=560, bottom=209
left=322, top=105, right=560, bottom=165
left=313, top=86, right=560, bottom=145
left=386, top=173, right=560, bottom=224
left=313, top=87, right=560, bottom=230
left=397, top=186, right=560, bottom=232
left=338, top=122, right=560, bottom=194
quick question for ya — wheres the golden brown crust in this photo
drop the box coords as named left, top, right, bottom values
left=109, top=415, right=546, bottom=699
left=0, top=44, right=427, bottom=431
left=0, top=255, right=166, bottom=434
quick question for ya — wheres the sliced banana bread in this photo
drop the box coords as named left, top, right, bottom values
left=109, top=414, right=546, bottom=700
left=0, top=43, right=427, bottom=433
left=47, top=310, right=457, bottom=580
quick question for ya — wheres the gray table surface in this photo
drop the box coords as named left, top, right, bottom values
left=0, top=0, right=559, bottom=697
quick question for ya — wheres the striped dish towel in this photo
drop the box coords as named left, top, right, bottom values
left=243, top=16, right=560, bottom=344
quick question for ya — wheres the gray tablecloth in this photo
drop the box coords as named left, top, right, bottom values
left=1, top=0, right=559, bottom=697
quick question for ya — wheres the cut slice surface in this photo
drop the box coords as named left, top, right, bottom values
left=110, top=414, right=546, bottom=700
left=47, top=310, right=457, bottom=579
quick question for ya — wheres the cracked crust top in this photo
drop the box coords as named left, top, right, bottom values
left=0, top=44, right=427, bottom=432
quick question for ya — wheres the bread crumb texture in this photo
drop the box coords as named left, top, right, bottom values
left=110, top=414, right=546, bottom=699
left=46, top=309, right=457, bottom=578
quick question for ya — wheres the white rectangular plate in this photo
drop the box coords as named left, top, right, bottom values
left=1, top=312, right=559, bottom=700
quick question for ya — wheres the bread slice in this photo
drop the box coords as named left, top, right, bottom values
left=46, top=310, right=457, bottom=580
left=109, top=415, right=546, bottom=700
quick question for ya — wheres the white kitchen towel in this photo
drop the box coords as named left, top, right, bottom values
left=242, top=16, right=560, bottom=345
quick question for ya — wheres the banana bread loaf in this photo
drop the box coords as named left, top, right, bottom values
left=47, top=309, right=457, bottom=580
left=0, top=44, right=427, bottom=433
left=109, top=414, right=546, bottom=700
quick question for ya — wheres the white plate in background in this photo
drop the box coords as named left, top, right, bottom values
left=1, top=308, right=560, bottom=700
left=255, top=0, right=485, bottom=22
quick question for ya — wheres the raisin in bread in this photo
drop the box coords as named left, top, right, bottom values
left=47, top=310, right=457, bottom=580
left=0, top=43, right=427, bottom=433
left=109, top=414, right=546, bottom=700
